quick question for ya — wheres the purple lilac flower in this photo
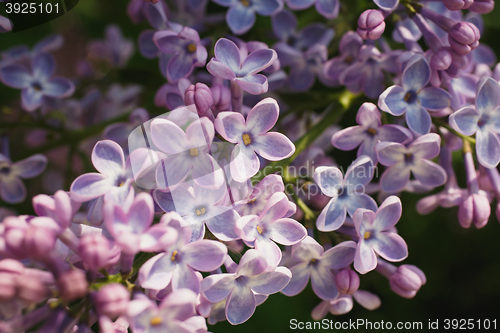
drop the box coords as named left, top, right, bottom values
left=378, top=55, right=451, bottom=136
left=154, top=183, right=240, bottom=242
left=212, top=0, right=282, bottom=35
left=284, top=0, right=339, bottom=19
left=313, top=156, right=377, bottom=232
left=207, top=38, right=277, bottom=95
left=201, top=249, right=291, bottom=325
left=376, top=133, right=447, bottom=192
left=0, top=153, right=47, bottom=204
left=281, top=236, right=356, bottom=300
left=353, top=196, right=408, bottom=274
left=0, top=15, right=12, bottom=33
left=70, top=140, right=134, bottom=207
left=376, top=259, right=427, bottom=299
left=235, top=192, right=307, bottom=268
left=331, top=102, right=413, bottom=163
left=0, top=52, right=74, bottom=112
left=449, top=77, right=500, bottom=168
left=322, top=31, right=363, bottom=86
left=88, top=25, right=134, bottom=68
left=104, top=192, right=178, bottom=255
left=138, top=219, right=227, bottom=293
left=154, top=27, right=208, bottom=82
left=233, top=174, right=285, bottom=216
left=215, top=98, right=295, bottom=182
left=127, top=289, right=205, bottom=333
left=150, top=117, right=224, bottom=189
left=311, top=290, right=381, bottom=319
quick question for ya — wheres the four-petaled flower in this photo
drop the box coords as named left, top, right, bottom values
left=201, top=249, right=291, bottom=325
left=331, top=102, right=413, bottom=163
left=378, top=56, right=451, bottom=136
left=284, top=0, right=340, bottom=19
left=449, top=77, right=500, bottom=168
left=0, top=52, right=74, bottom=112
left=282, top=236, right=356, bottom=300
left=215, top=98, right=295, bottom=182
left=207, top=38, right=277, bottom=95
left=313, top=155, right=378, bottom=232
left=353, top=196, right=408, bottom=274
left=375, top=133, right=447, bottom=193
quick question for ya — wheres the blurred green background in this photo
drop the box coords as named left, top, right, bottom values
left=1, top=0, right=500, bottom=332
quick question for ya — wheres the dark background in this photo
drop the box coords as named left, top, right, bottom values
left=1, top=0, right=500, bottom=331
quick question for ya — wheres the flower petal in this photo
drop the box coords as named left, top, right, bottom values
left=43, top=78, right=75, bottom=98
left=128, top=192, right=154, bottom=233
left=204, top=207, right=240, bottom=241
left=402, top=56, right=430, bottom=91
left=167, top=53, right=195, bottom=82
left=255, top=237, right=282, bottom=268
left=418, top=87, right=450, bottom=111
left=281, top=263, right=311, bottom=296
left=11, top=154, right=47, bottom=179
left=380, top=163, right=411, bottom=193
left=268, top=218, right=307, bottom=246
left=315, top=0, right=339, bottom=19
left=376, top=141, right=405, bottom=166
left=241, top=49, right=277, bottom=75
left=91, top=140, right=125, bottom=178
left=371, top=232, right=408, bottom=262
left=226, top=3, right=256, bottom=35
left=372, top=196, right=402, bottom=232
left=373, top=0, right=399, bottom=10
left=207, top=59, right=237, bottom=80
left=291, top=236, right=324, bottom=262
left=344, top=155, right=374, bottom=187
left=411, top=159, right=447, bottom=188
left=252, top=132, right=295, bottom=161
left=252, top=0, right=283, bottom=15
left=405, top=104, right=431, bottom=136
left=449, top=107, right=480, bottom=136
left=235, top=74, right=268, bottom=94
left=408, top=133, right=441, bottom=159
left=248, top=266, right=292, bottom=294
left=229, top=145, right=260, bottom=182
left=311, top=265, right=338, bottom=300
left=476, top=128, right=500, bottom=168
left=0, top=176, right=26, bottom=204
left=32, top=52, right=55, bottom=81
left=70, top=173, right=112, bottom=202
left=201, top=273, right=236, bottom=302
left=0, top=65, right=31, bottom=89
left=476, top=77, right=500, bottom=115
left=171, top=263, right=200, bottom=293
left=226, top=281, right=255, bottom=325
left=313, top=166, right=343, bottom=197
left=215, top=111, right=246, bottom=143
left=236, top=249, right=268, bottom=276
left=378, top=85, right=407, bottom=116
left=354, top=240, right=377, bottom=274
left=316, top=198, right=346, bottom=232
left=319, top=240, right=357, bottom=269
left=331, top=126, right=366, bottom=151
left=21, top=88, right=43, bottom=112
left=183, top=239, right=227, bottom=271
left=246, top=97, right=279, bottom=135
left=150, top=118, right=188, bottom=154
left=286, top=0, right=315, bottom=10
left=138, top=253, right=174, bottom=290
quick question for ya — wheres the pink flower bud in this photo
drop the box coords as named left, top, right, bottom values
left=184, top=83, right=214, bottom=119
left=78, top=234, right=120, bottom=271
left=469, top=0, right=495, bottom=14
left=448, top=22, right=480, bottom=55
left=389, top=265, right=426, bottom=299
left=94, top=283, right=130, bottom=319
left=357, top=10, right=386, bottom=40
left=210, top=84, right=231, bottom=113
left=458, top=193, right=491, bottom=229
left=442, top=0, right=473, bottom=10
left=24, top=225, right=57, bottom=261
left=2, top=217, right=29, bottom=259
left=58, top=269, right=89, bottom=302
left=17, top=275, right=49, bottom=303
left=430, top=48, right=452, bottom=71
left=329, top=295, right=354, bottom=315
left=335, top=268, right=360, bottom=295
left=0, top=259, right=24, bottom=301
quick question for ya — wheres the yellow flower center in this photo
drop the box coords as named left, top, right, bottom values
left=367, top=127, right=378, bottom=135
left=190, top=148, right=199, bottom=157
left=256, top=225, right=263, bottom=234
left=310, top=258, right=317, bottom=263
left=150, top=316, right=162, bottom=326
left=248, top=198, right=257, bottom=203
left=171, top=250, right=178, bottom=261
left=195, top=207, right=207, bottom=216
left=187, top=43, right=197, bottom=53
left=363, top=231, right=371, bottom=240
left=242, top=134, right=251, bottom=146
left=241, top=0, right=250, bottom=6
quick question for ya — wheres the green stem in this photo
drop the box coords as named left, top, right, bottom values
left=290, top=191, right=315, bottom=222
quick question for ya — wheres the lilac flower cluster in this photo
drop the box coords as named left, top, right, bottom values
left=0, top=0, right=499, bottom=331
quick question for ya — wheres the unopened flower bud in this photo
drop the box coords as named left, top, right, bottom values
left=389, top=265, right=426, bottom=299
left=94, top=283, right=130, bottom=319
left=442, top=0, right=473, bottom=10
left=459, top=193, right=491, bottom=228
left=17, top=275, right=49, bottom=303
left=329, top=295, right=354, bottom=315
left=58, top=269, right=89, bottom=302
left=78, top=234, right=120, bottom=271
left=448, top=22, right=480, bottom=55
left=431, top=48, right=452, bottom=71
left=0, top=259, right=24, bottom=301
left=2, top=217, right=29, bottom=259
left=469, top=0, right=495, bottom=14
left=335, top=268, right=360, bottom=295
left=24, top=225, right=57, bottom=261
left=357, top=10, right=385, bottom=40
left=210, top=84, right=231, bottom=113
left=184, top=83, right=214, bottom=119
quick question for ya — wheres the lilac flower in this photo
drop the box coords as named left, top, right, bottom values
left=212, top=0, right=283, bottom=35
left=201, top=249, right=291, bottom=325
left=376, top=133, right=447, bottom=193
left=313, top=156, right=377, bottom=232
left=150, top=117, right=224, bottom=189
left=154, top=27, right=207, bottom=82
left=215, top=98, right=295, bottom=182
left=207, top=38, right=277, bottom=95
left=138, top=221, right=227, bottom=293
left=70, top=140, right=134, bottom=206
left=233, top=174, right=285, bottom=216
left=88, top=25, right=134, bottom=68
left=378, top=56, right=451, bottom=135
left=154, top=183, right=240, bottom=242
left=104, top=192, right=178, bottom=255
left=127, top=289, right=205, bottom=333
left=337, top=44, right=399, bottom=99
left=311, top=290, right=381, bottom=319
left=0, top=153, right=47, bottom=204
left=281, top=236, right=356, bottom=300
left=353, top=196, right=408, bottom=274
left=322, top=31, right=363, bottom=86
left=235, top=192, right=307, bottom=268
left=449, top=77, right=500, bottom=168
left=284, top=0, right=339, bottom=19
left=0, top=15, right=12, bottom=33
left=0, top=52, right=74, bottom=112
left=331, top=102, right=413, bottom=163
